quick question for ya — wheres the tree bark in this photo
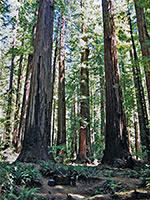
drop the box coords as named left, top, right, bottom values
left=17, top=54, right=33, bottom=152
left=13, top=40, right=24, bottom=151
left=17, top=0, right=54, bottom=163
left=102, top=0, right=131, bottom=166
left=128, top=9, right=150, bottom=160
left=77, top=0, right=92, bottom=161
left=5, top=41, right=15, bottom=148
left=134, top=0, right=150, bottom=107
left=57, top=14, right=66, bottom=154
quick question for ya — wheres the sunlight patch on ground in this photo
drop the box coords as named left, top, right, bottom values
left=68, top=193, right=85, bottom=199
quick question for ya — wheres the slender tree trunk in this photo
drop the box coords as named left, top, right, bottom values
left=128, top=10, right=150, bottom=160
left=102, top=0, right=131, bottom=166
left=12, top=40, right=24, bottom=150
left=99, top=66, right=105, bottom=136
left=134, top=113, right=140, bottom=160
left=17, top=0, right=54, bottom=163
left=71, top=98, right=78, bottom=159
left=57, top=14, right=66, bottom=154
left=5, top=41, right=15, bottom=147
left=134, top=0, right=150, bottom=107
left=77, top=1, right=92, bottom=161
left=52, top=99, right=56, bottom=146
left=78, top=39, right=91, bottom=160
left=17, top=54, right=33, bottom=152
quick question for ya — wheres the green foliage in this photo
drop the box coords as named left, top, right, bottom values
left=92, top=134, right=104, bottom=160
left=10, top=163, right=42, bottom=187
left=39, top=160, right=100, bottom=179
left=49, top=145, right=67, bottom=163
left=7, top=186, right=40, bottom=200
left=0, top=162, right=44, bottom=200
left=93, top=180, right=124, bottom=195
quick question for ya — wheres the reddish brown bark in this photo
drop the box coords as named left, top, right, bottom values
left=134, top=0, right=150, bottom=107
left=12, top=41, right=24, bottom=151
left=77, top=0, right=92, bottom=161
left=102, top=0, right=130, bottom=165
left=57, top=14, right=66, bottom=153
left=128, top=10, right=150, bottom=160
left=17, top=0, right=54, bottom=163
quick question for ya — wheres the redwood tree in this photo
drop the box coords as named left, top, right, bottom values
left=57, top=14, right=66, bottom=154
left=17, top=0, right=54, bottom=163
left=134, top=0, right=150, bottom=107
left=77, top=0, right=92, bottom=161
left=102, top=0, right=131, bottom=166
left=128, top=9, right=150, bottom=160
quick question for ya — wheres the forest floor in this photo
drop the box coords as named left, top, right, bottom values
left=38, top=164, right=150, bottom=200
left=3, top=151, right=150, bottom=200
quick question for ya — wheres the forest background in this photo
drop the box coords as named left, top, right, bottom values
left=0, top=0, right=150, bottom=164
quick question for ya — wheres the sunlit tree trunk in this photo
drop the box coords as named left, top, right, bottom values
left=134, top=113, right=140, bottom=160
left=134, top=0, right=150, bottom=107
left=128, top=11, right=150, bottom=160
left=17, top=0, right=54, bottom=163
left=102, top=0, right=131, bottom=165
left=51, top=99, right=56, bottom=146
left=57, top=14, right=66, bottom=154
left=77, top=1, right=92, bottom=161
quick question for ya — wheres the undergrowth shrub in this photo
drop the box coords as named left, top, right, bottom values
left=10, top=162, right=42, bottom=187
left=7, top=185, right=46, bottom=200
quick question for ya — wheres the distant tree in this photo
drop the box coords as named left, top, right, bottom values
left=12, top=40, right=24, bottom=150
left=17, top=0, right=54, bottom=163
left=128, top=8, right=150, bottom=160
left=134, top=0, right=150, bottom=107
left=102, top=0, right=132, bottom=166
left=57, top=13, right=66, bottom=155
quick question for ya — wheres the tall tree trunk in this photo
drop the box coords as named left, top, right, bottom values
left=128, top=10, right=150, bottom=160
left=17, top=54, right=33, bottom=152
left=17, top=0, right=54, bottom=163
left=57, top=14, right=66, bottom=154
left=5, top=41, right=15, bottom=148
left=78, top=37, right=91, bottom=160
left=77, top=1, right=92, bottom=161
left=102, top=0, right=131, bottom=166
left=134, top=113, right=140, bottom=160
left=71, top=97, right=78, bottom=159
left=134, top=0, right=150, bottom=107
left=51, top=99, right=56, bottom=146
left=99, top=66, right=105, bottom=136
left=12, top=40, right=24, bottom=150
left=17, top=23, right=36, bottom=152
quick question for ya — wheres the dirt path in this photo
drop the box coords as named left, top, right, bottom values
left=38, top=175, right=144, bottom=199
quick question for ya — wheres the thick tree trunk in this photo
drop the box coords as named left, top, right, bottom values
left=17, top=0, right=54, bottom=163
left=57, top=14, right=66, bottom=154
left=134, top=0, right=150, bottom=107
left=102, top=0, right=131, bottom=166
